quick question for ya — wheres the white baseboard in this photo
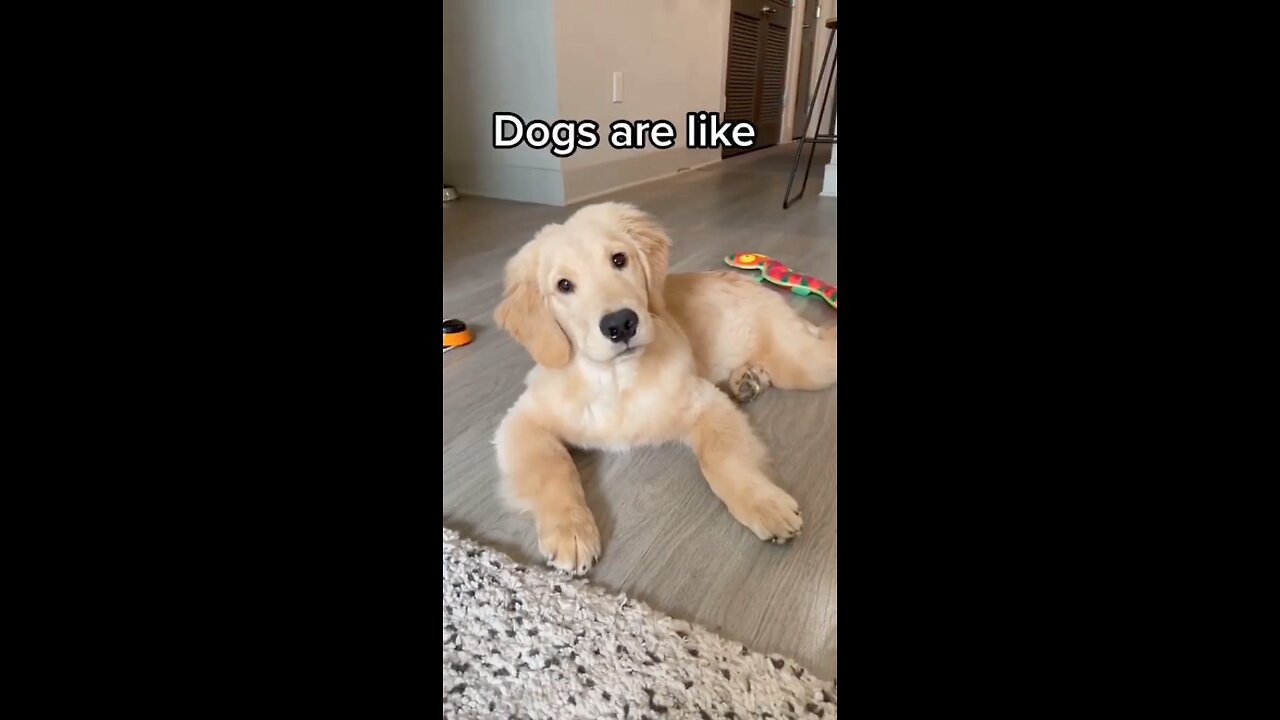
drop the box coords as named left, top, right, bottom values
left=820, top=162, right=837, bottom=197
left=444, top=161, right=566, bottom=206
left=562, top=148, right=721, bottom=206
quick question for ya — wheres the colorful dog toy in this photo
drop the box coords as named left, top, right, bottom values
left=723, top=253, right=837, bottom=310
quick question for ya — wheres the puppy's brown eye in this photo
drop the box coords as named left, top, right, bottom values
left=557, top=278, right=574, bottom=293
left=612, top=253, right=627, bottom=269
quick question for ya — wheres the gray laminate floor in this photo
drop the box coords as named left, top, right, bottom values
left=442, top=144, right=838, bottom=679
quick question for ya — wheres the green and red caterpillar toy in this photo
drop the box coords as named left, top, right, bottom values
left=723, top=252, right=837, bottom=310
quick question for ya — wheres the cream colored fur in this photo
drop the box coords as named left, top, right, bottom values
left=494, top=202, right=837, bottom=574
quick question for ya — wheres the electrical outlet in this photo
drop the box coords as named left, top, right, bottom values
left=612, top=72, right=622, bottom=103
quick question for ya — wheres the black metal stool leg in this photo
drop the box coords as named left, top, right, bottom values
left=795, top=45, right=837, bottom=204
left=784, top=26, right=838, bottom=210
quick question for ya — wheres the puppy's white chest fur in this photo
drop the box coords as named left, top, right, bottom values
left=580, top=360, right=639, bottom=420
left=538, top=355, right=690, bottom=450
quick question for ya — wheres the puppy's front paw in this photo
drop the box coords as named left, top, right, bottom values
left=726, top=482, right=803, bottom=543
left=536, top=505, right=601, bottom=575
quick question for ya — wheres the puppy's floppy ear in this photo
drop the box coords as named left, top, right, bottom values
left=611, top=203, right=672, bottom=314
left=493, top=245, right=573, bottom=368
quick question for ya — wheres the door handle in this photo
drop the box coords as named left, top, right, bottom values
left=803, top=23, right=811, bottom=28
left=763, top=6, right=777, bottom=13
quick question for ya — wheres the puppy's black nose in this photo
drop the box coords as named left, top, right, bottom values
left=599, top=309, right=639, bottom=343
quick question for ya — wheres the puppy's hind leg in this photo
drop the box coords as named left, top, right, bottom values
left=727, top=364, right=772, bottom=403
left=756, top=319, right=838, bottom=391
left=495, top=407, right=600, bottom=575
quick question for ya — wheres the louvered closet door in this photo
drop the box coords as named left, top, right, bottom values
left=723, top=0, right=793, bottom=158
left=723, top=4, right=762, bottom=158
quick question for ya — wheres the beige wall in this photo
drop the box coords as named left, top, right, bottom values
left=443, top=0, right=832, bottom=206
left=443, top=0, right=565, bottom=205
left=782, top=0, right=839, bottom=140
left=553, top=0, right=729, bottom=204
left=781, top=0, right=805, bottom=142
left=803, top=0, right=837, bottom=138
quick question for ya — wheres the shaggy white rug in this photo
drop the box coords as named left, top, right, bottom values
left=443, top=527, right=837, bottom=719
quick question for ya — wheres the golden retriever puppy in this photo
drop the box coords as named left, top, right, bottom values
left=493, top=202, right=837, bottom=574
